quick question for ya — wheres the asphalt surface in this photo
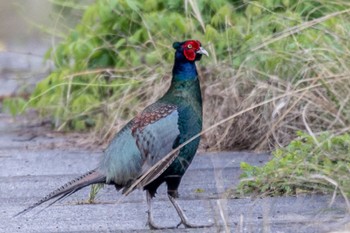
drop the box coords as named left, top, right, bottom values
left=1, top=114, right=350, bottom=233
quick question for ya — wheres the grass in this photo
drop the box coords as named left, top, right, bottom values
left=2, top=0, right=350, bottom=200
left=202, top=64, right=350, bottom=151
left=238, top=132, right=350, bottom=211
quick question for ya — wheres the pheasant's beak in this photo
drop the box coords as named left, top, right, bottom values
left=196, top=47, right=209, bottom=57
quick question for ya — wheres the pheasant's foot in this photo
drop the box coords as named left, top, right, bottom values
left=146, top=211, right=179, bottom=230
left=148, top=222, right=178, bottom=229
left=147, top=217, right=212, bottom=229
left=176, top=217, right=214, bottom=228
left=146, top=191, right=178, bottom=229
left=168, top=194, right=213, bottom=228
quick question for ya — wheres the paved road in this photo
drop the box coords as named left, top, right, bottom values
left=0, top=114, right=349, bottom=233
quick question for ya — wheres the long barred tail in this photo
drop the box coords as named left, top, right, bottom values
left=14, top=169, right=106, bottom=217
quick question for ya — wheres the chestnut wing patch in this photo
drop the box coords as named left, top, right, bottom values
left=131, top=104, right=177, bottom=134
left=130, top=104, right=180, bottom=173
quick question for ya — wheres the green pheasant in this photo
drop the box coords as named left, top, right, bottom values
left=16, top=40, right=210, bottom=229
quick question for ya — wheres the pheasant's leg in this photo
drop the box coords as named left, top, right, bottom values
left=168, top=194, right=213, bottom=228
left=146, top=191, right=178, bottom=229
left=146, top=191, right=161, bottom=229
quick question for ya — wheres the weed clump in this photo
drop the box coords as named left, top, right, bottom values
left=238, top=132, right=350, bottom=205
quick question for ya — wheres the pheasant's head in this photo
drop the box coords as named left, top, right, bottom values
left=173, top=40, right=209, bottom=62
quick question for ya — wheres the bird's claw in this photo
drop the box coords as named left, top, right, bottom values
left=147, top=220, right=177, bottom=230
left=176, top=220, right=214, bottom=229
left=147, top=212, right=212, bottom=229
left=176, top=221, right=182, bottom=228
left=147, top=210, right=177, bottom=230
left=148, top=220, right=212, bottom=230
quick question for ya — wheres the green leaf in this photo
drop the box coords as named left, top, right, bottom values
left=88, top=184, right=104, bottom=203
left=2, top=97, right=27, bottom=116
left=245, top=2, right=262, bottom=18
left=205, top=24, right=220, bottom=42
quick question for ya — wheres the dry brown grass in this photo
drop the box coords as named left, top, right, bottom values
left=201, top=65, right=350, bottom=151
left=77, top=60, right=350, bottom=152
left=85, top=8, right=350, bottom=152
left=19, top=3, right=350, bottom=153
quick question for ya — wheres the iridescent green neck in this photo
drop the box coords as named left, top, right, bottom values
left=172, top=53, right=198, bottom=82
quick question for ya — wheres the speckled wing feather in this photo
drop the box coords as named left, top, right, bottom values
left=122, top=103, right=180, bottom=194
left=101, top=102, right=181, bottom=190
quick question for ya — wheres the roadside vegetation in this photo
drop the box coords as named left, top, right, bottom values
left=238, top=132, right=350, bottom=209
left=3, top=0, right=350, bottom=200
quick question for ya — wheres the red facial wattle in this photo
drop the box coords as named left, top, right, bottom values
left=182, top=40, right=201, bottom=61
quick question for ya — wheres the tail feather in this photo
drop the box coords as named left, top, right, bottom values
left=14, top=169, right=106, bottom=217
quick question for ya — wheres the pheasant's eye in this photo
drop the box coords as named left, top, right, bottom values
left=187, top=44, right=192, bottom=49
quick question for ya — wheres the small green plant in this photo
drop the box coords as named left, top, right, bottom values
left=2, top=97, right=27, bottom=116
left=238, top=131, right=350, bottom=199
left=88, top=183, right=104, bottom=203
